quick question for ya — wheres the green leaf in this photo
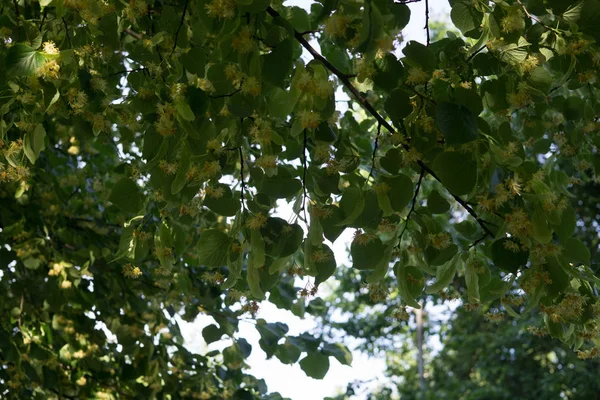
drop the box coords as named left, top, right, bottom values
left=109, top=178, right=144, bottom=214
left=381, top=174, right=414, bottom=212
left=436, top=102, right=479, bottom=145
left=465, top=261, right=480, bottom=303
left=491, top=238, right=529, bottom=273
left=322, top=343, right=352, bottom=365
left=180, top=48, right=206, bottom=75
left=563, top=238, right=591, bottom=265
left=338, top=187, right=365, bottom=226
left=384, top=88, right=412, bottom=123
left=556, top=204, right=576, bottom=241
left=403, top=41, right=436, bottom=72
left=451, top=2, right=482, bottom=34
left=175, top=100, right=195, bottom=121
left=314, top=244, right=337, bottom=285
left=197, top=230, right=230, bottom=267
left=427, top=189, right=450, bottom=214
left=432, top=152, right=477, bottom=195
left=299, top=352, right=330, bottom=379
left=23, top=124, right=46, bottom=164
left=203, top=184, right=239, bottom=216
left=532, top=208, right=552, bottom=244
left=351, top=236, right=385, bottom=270
left=275, top=339, right=302, bottom=364
left=5, top=43, right=46, bottom=76
left=202, top=324, right=224, bottom=344
left=263, top=39, right=294, bottom=88
left=425, top=257, right=459, bottom=294
left=394, top=263, right=425, bottom=308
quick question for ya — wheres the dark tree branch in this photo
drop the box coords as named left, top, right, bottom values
left=466, top=45, right=487, bottom=62
left=424, top=0, right=430, bottom=46
left=39, top=8, right=47, bottom=31
left=516, top=0, right=560, bottom=34
left=238, top=147, right=246, bottom=213
left=468, top=234, right=488, bottom=249
left=62, top=17, right=72, bottom=47
left=209, top=89, right=242, bottom=99
left=171, top=0, right=189, bottom=55
left=12, top=0, right=20, bottom=41
left=403, top=83, right=435, bottom=104
left=266, top=6, right=494, bottom=238
left=395, top=0, right=422, bottom=3
left=366, top=122, right=382, bottom=185
left=106, top=67, right=147, bottom=77
left=301, top=130, right=308, bottom=224
left=398, top=168, right=425, bottom=245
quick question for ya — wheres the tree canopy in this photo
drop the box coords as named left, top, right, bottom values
left=1, top=0, right=600, bottom=398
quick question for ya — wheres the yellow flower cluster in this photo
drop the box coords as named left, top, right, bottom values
left=122, top=264, right=143, bottom=278
left=324, top=13, right=351, bottom=38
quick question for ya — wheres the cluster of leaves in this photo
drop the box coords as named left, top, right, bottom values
left=1, top=0, right=600, bottom=397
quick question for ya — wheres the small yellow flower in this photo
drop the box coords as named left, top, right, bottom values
left=297, top=110, right=320, bottom=129
left=246, top=213, right=268, bottom=230
left=406, top=67, right=429, bottom=85
left=42, top=41, right=59, bottom=55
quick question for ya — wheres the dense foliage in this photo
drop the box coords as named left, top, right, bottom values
left=1, top=0, right=600, bottom=398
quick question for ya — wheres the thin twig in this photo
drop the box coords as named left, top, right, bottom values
left=39, top=8, right=48, bottom=32
left=398, top=168, right=425, bottom=245
left=171, top=0, right=189, bottom=55
left=466, top=45, right=487, bottom=62
left=12, top=0, right=20, bottom=41
left=266, top=6, right=494, bottom=238
left=516, top=0, right=560, bottom=34
left=395, top=0, right=422, bottom=3
left=301, top=130, right=308, bottom=224
left=366, top=122, right=382, bottom=185
left=468, top=234, right=488, bottom=249
left=106, top=67, right=147, bottom=77
left=124, top=28, right=143, bottom=40
left=424, top=0, right=430, bottom=46
left=403, top=83, right=435, bottom=104
left=238, top=147, right=246, bottom=212
left=62, top=17, right=72, bottom=47
left=209, top=89, right=242, bottom=99
left=17, top=294, right=24, bottom=331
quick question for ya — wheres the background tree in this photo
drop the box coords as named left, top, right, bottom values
left=1, top=0, right=600, bottom=398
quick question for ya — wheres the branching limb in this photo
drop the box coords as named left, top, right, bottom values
left=266, top=6, right=495, bottom=239
left=397, top=167, right=424, bottom=245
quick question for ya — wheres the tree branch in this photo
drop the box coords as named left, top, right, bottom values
left=301, top=130, right=308, bottom=224
left=398, top=167, right=424, bottom=245
left=516, top=0, right=561, bottom=34
left=124, top=28, right=143, bottom=40
left=208, top=89, right=242, bottom=99
left=424, top=0, right=430, bottom=46
left=171, top=0, right=189, bottom=55
left=266, top=6, right=494, bottom=239
left=62, top=17, right=72, bottom=47
left=366, top=122, right=382, bottom=185
left=238, top=147, right=246, bottom=213
left=12, top=0, right=20, bottom=41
